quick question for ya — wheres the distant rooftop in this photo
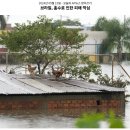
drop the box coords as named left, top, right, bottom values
left=63, top=25, right=84, bottom=30
left=5, top=24, right=13, bottom=30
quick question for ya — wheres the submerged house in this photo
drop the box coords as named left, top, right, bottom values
left=0, top=24, right=125, bottom=116
left=0, top=72, right=125, bottom=116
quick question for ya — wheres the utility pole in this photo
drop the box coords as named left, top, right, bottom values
left=124, top=15, right=126, bottom=30
left=124, top=15, right=127, bottom=61
left=60, top=15, right=62, bottom=21
left=118, top=15, right=126, bottom=63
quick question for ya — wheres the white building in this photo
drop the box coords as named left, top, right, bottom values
left=80, top=30, right=107, bottom=54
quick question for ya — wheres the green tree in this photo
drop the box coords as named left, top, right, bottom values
left=92, top=16, right=108, bottom=31
left=0, top=16, right=86, bottom=74
left=0, top=15, right=6, bottom=30
left=93, top=17, right=130, bottom=62
left=53, top=19, right=82, bottom=27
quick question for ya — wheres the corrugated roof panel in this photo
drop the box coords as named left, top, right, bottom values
left=85, top=81, right=125, bottom=92
left=0, top=72, right=125, bottom=95
left=60, top=79, right=125, bottom=92
left=0, top=73, right=45, bottom=94
left=0, top=80, right=30, bottom=94
left=36, top=78, right=100, bottom=93
left=17, top=79, right=63, bottom=93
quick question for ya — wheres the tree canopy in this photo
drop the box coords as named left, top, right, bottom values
left=93, top=16, right=130, bottom=62
left=0, top=15, right=6, bottom=30
left=92, top=17, right=108, bottom=31
left=0, top=16, right=86, bottom=74
left=53, top=19, right=82, bottom=27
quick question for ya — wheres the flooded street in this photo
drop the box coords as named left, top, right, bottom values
left=0, top=110, right=75, bottom=128
left=0, top=64, right=130, bottom=128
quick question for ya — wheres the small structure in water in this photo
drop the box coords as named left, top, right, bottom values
left=0, top=72, right=125, bottom=116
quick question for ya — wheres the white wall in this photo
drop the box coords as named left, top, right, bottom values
left=79, top=31, right=107, bottom=54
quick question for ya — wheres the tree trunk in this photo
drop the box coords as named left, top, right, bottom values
left=36, top=60, right=42, bottom=74
left=117, top=42, right=122, bottom=63
left=41, top=62, right=50, bottom=74
left=37, top=62, right=41, bottom=74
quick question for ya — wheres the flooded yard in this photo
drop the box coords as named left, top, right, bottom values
left=0, top=110, right=75, bottom=128
left=0, top=64, right=130, bottom=128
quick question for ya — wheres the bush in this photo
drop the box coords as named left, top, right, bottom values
left=97, top=74, right=130, bottom=88
left=75, top=111, right=125, bottom=128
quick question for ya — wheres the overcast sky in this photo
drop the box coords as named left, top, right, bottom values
left=1, top=0, right=130, bottom=26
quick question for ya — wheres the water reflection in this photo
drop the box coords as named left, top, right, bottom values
left=0, top=110, right=75, bottom=128
left=0, top=104, right=125, bottom=128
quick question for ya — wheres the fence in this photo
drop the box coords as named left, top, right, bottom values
left=0, top=52, right=27, bottom=74
left=79, top=44, right=130, bottom=62
left=0, top=52, right=130, bottom=83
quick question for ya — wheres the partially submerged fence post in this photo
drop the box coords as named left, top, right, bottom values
left=112, top=55, right=114, bottom=84
left=114, top=56, right=130, bottom=80
left=5, top=51, right=9, bottom=73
